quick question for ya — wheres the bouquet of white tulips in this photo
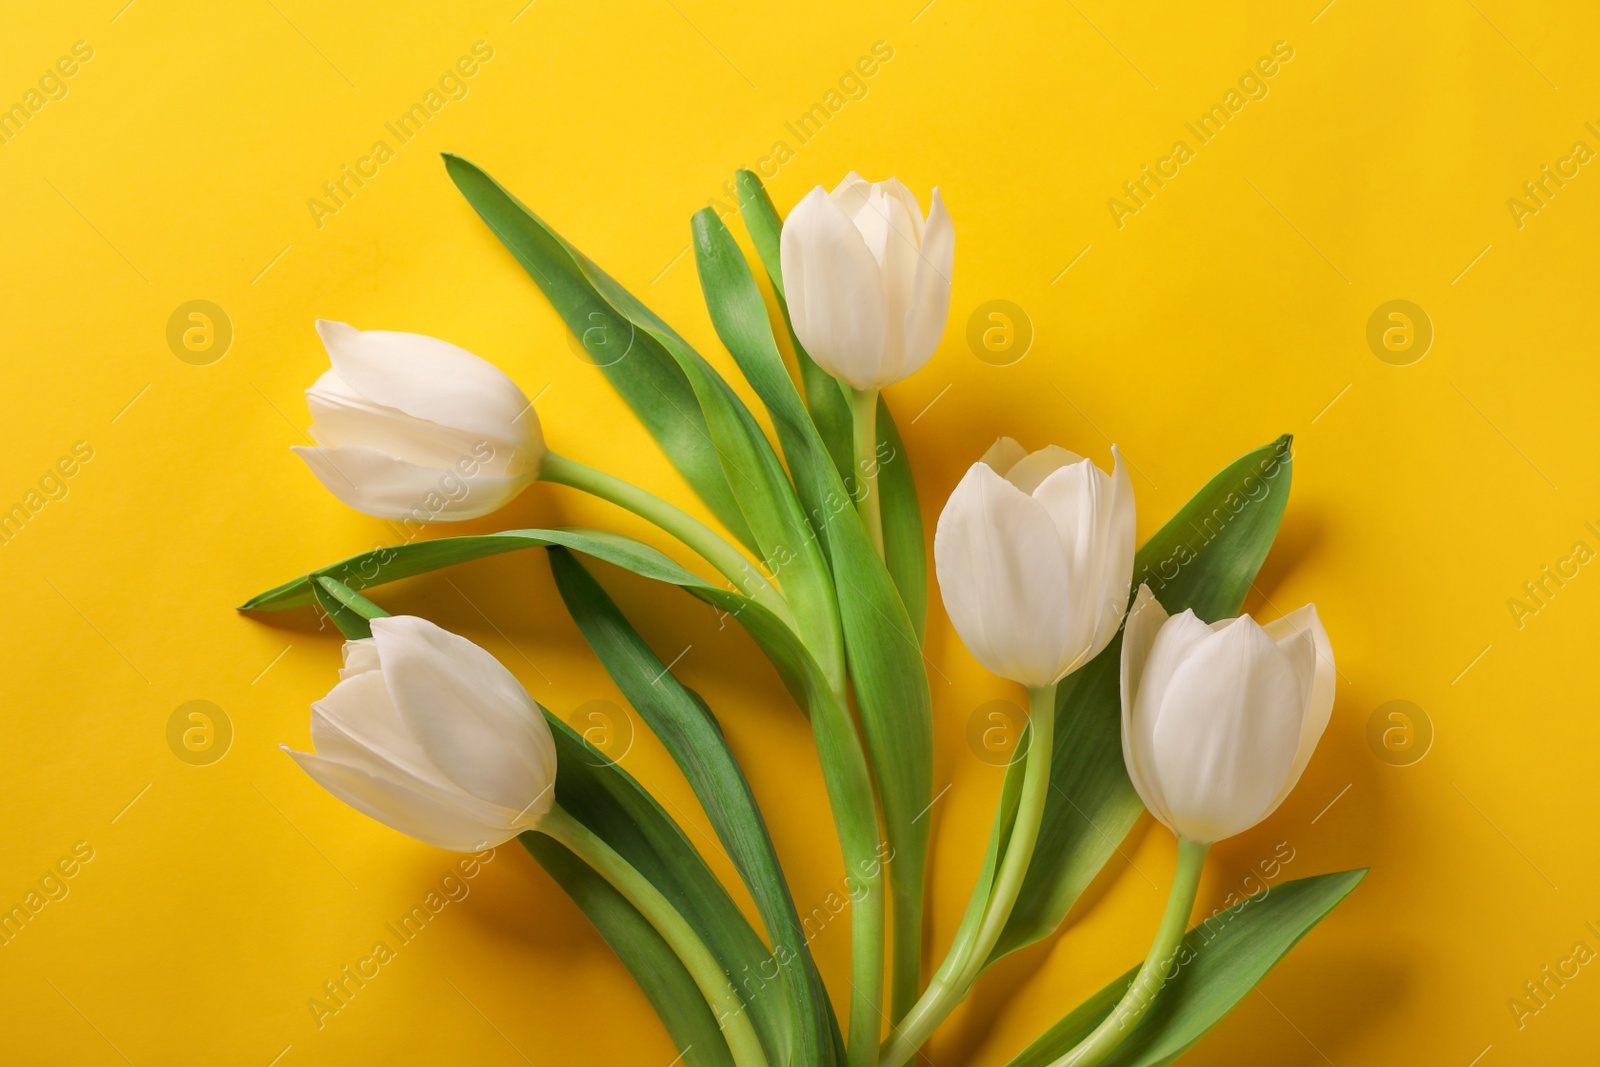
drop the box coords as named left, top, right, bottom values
left=243, top=159, right=1363, bottom=1067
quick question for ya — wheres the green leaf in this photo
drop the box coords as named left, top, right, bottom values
left=733, top=169, right=926, bottom=641
left=533, top=711, right=793, bottom=1066
left=989, top=437, right=1295, bottom=963
left=681, top=199, right=896, bottom=1049
left=239, top=525, right=839, bottom=720
left=1133, top=434, right=1294, bottom=623
left=733, top=171, right=787, bottom=303
left=874, top=394, right=927, bottom=644
left=442, top=156, right=849, bottom=698
left=308, top=575, right=389, bottom=640
left=241, top=528, right=735, bottom=614
left=694, top=205, right=933, bottom=1013
left=521, top=832, right=736, bottom=1067
left=548, top=547, right=840, bottom=1067
left=310, top=579, right=372, bottom=640
left=1002, top=869, right=1367, bottom=1067
left=442, top=153, right=756, bottom=553
left=625, top=299, right=849, bottom=693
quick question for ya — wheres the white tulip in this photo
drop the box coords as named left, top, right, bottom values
left=285, top=615, right=557, bottom=852
left=1120, top=586, right=1335, bottom=843
left=934, top=438, right=1136, bottom=687
left=294, top=320, right=544, bottom=522
left=780, top=173, right=954, bottom=389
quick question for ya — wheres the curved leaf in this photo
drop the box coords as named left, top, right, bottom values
left=241, top=527, right=729, bottom=613
left=734, top=169, right=927, bottom=641
left=1002, top=869, right=1366, bottom=1067
left=549, top=547, right=840, bottom=1067
left=534, top=712, right=793, bottom=1065
left=242, top=526, right=839, bottom=718
left=442, top=154, right=756, bottom=553
left=522, top=831, right=736, bottom=1067
left=874, top=394, right=926, bottom=644
left=309, top=575, right=381, bottom=639
left=443, top=156, right=848, bottom=694
left=694, top=206, right=933, bottom=1014
left=624, top=299, right=848, bottom=692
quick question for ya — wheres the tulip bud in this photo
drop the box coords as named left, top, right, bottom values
left=780, top=173, right=954, bottom=390
left=285, top=616, right=557, bottom=852
left=1120, top=586, right=1335, bottom=843
left=934, top=438, right=1136, bottom=687
left=294, top=320, right=545, bottom=521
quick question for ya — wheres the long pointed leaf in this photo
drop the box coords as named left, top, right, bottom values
left=1002, top=869, right=1366, bottom=1067
left=549, top=547, right=839, bottom=1067
left=241, top=528, right=728, bottom=613
left=444, top=155, right=847, bottom=698
left=536, top=711, right=792, bottom=1065
left=734, top=170, right=927, bottom=640
left=442, top=154, right=756, bottom=553
left=310, top=577, right=376, bottom=639
left=694, top=206, right=933, bottom=1014
left=873, top=394, right=927, bottom=644
left=521, top=831, right=736, bottom=1067
left=242, top=526, right=838, bottom=722
left=629, top=309, right=848, bottom=690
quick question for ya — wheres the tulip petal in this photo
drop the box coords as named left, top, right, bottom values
left=308, top=370, right=536, bottom=476
left=899, top=187, right=954, bottom=380
left=371, top=617, right=556, bottom=814
left=1150, top=618, right=1305, bottom=841
left=1120, top=585, right=1171, bottom=822
left=286, top=747, right=523, bottom=852
left=840, top=184, right=892, bottom=266
left=1263, top=604, right=1336, bottom=806
left=781, top=187, right=888, bottom=389
left=980, top=437, right=1029, bottom=478
left=934, top=462, right=1074, bottom=686
left=877, top=177, right=928, bottom=245
left=1092, top=447, right=1138, bottom=657
left=305, top=636, right=552, bottom=834
left=292, top=445, right=534, bottom=521
left=1133, top=609, right=1217, bottom=718
left=872, top=188, right=923, bottom=380
left=311, top=668, right=439, bottom=784
left=1005, top=446, right=1085, bottom=495
left=308, top=703, right=535, bottom=827
left=828, top=171, right=872, bottom=213
left=1032, top=456, right=1121, bottom=671
left=339, top=638, right=381, bottom=679
left=314, top=320, right=536, bottom=446
left=1131, top=606, right=1218, bottom=826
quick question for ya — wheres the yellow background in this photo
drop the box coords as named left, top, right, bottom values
left=3, top=0, right=1597, bottom=1063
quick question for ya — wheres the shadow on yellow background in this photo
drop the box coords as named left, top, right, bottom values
left=2, top=1, right=1597, bottom=1063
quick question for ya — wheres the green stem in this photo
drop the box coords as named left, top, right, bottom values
left=538, top=805, right=772, bottom=1067
left=809, top=684, right=886, bottom=1067
left=850, top=389, right=884, bottom=558
left=1046, top=838, right=1209, bottom=1067
left=888, top=845, right=924, bottom=1026
left=880, top=683, right=1058, bottom=1067
left=540, top=451, right=792, bottom=627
